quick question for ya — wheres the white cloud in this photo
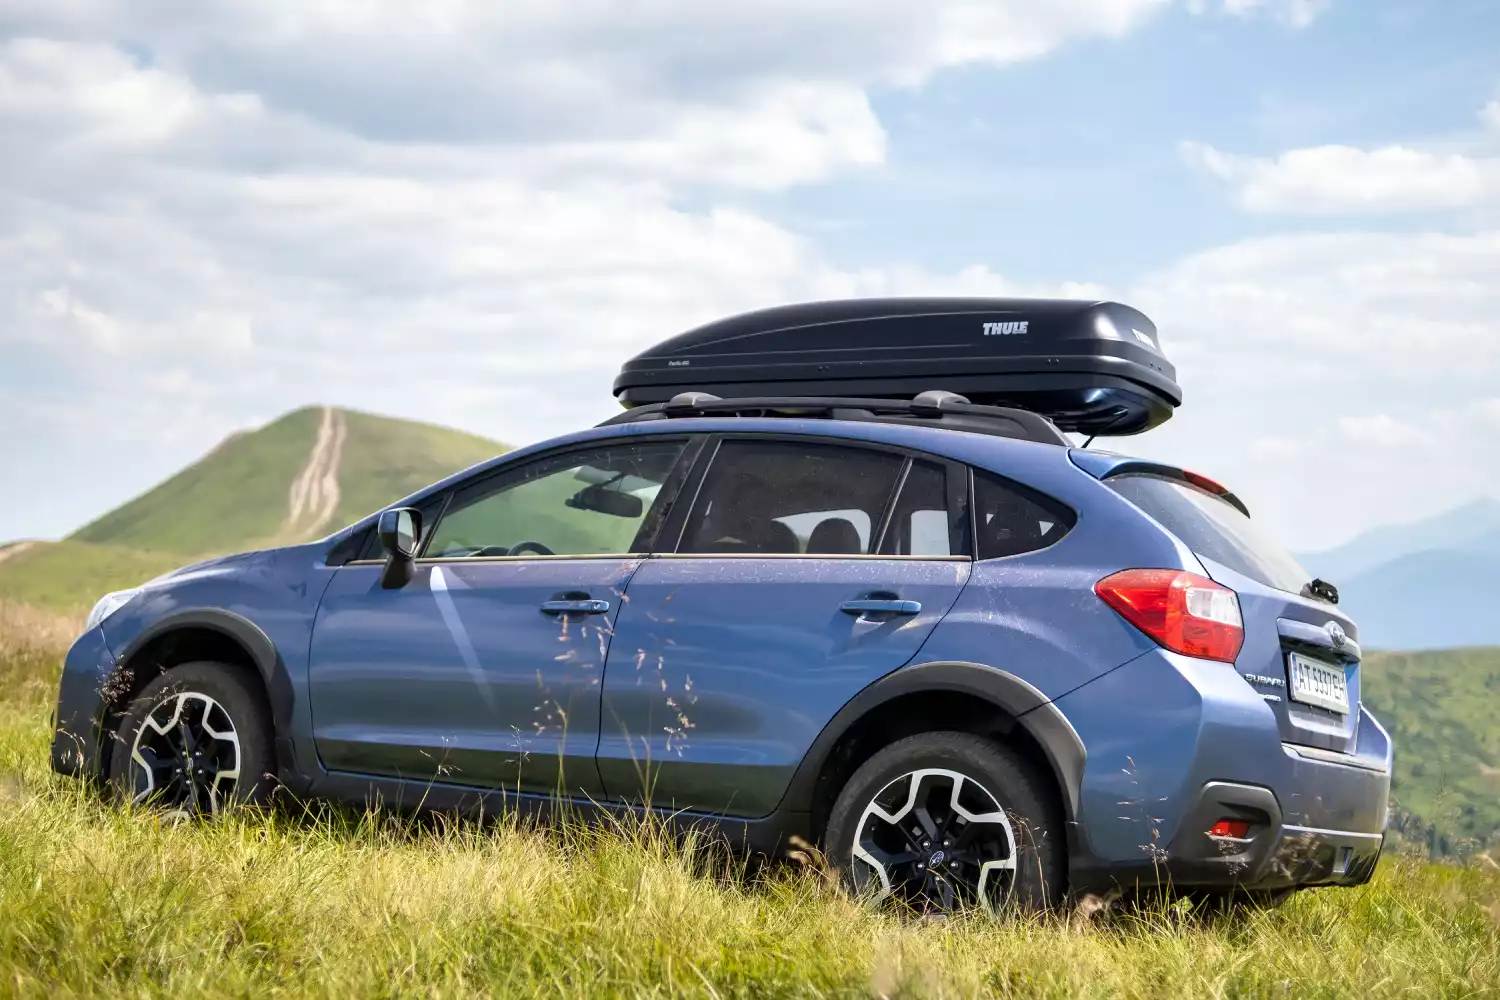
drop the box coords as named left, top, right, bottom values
left=542, top=82, right=887, bottom=190
left=1181, top=140, right=1500, bottom=214
left=1, top=9, right=1153, bottom=539
left=1241, top=400, right=1500, bottom=540
left=1123, top=229, right=1500, bottom=548
left=0, top=1, right=1171, bottom=145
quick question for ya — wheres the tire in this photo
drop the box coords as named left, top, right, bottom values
left=824, top=731, right=1065, bottom=914
left=108, top=661, right=276, bottom=815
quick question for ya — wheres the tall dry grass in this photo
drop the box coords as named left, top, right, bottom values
left=0, top=600, right=79, bottom=702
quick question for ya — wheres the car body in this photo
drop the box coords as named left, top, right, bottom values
left=50, top=409, right=1392, bottom=908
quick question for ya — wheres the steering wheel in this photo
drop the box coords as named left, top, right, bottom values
left=472, top=545, right=513, bottom=557
left=507, top=540, right=556, bottom=557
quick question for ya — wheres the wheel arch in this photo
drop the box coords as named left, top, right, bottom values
left=785, top=660, right=1087, bottom=843
left=100, top=609, right=291, bottom=781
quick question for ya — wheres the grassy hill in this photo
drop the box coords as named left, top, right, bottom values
left=71, top=406, right=506, bottom=555
left=0, top=406, right=507, bottom=611
left=0, top=542, right=187, bottom=612
left=1362, top=646, right=1500, bottom=856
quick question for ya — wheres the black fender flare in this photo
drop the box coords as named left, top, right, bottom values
left=782, top=659, right=1087, bottom=824
left=109, top=608, right=293, bottom=768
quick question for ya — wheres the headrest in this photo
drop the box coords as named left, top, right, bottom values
left=806, top=517, right=863, bottom=555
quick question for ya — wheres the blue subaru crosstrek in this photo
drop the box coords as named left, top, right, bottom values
left=51, top=298, right=1391, bottom=912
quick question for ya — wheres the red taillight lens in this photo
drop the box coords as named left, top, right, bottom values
left=1094, top=569, right=1244, bottom=663
left=1208, top=819, right=1252, bottom=839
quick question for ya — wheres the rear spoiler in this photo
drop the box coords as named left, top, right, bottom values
left=1068, top=450, right=1250, bottom=517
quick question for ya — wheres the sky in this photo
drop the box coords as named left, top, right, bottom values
left=1, top=0, right=1498, bottom=552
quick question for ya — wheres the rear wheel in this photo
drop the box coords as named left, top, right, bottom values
left=824, top=732, right=1064, bottom=914
left=108, top=662, right=276, bottom=816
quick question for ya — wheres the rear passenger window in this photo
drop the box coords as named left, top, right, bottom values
left=678, top=440, right=904, bottom=555
left=879, top=461, right=956, bottom=556
left=972, top=470, right=1074, bottom=560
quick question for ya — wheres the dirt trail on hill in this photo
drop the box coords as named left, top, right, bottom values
left=284, top=407, right=347, bottom=539
left=0, top=541, right=37, bottom=567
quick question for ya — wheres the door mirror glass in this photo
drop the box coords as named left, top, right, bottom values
left=566, top=483, right=645, bottom=519
left=378, top=507, right=421, bottom=559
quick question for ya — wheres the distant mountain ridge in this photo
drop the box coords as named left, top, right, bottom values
left=1297, top=497, right=1500, bottom=651
left=1296, top=497, right=1500, bottom=582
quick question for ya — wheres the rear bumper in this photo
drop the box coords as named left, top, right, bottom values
left=1070, top=760, right=1389, bottom=895
left=1154, top=773, right=1385, bottom=890
left=1057, top=649, right=1392, bottom=896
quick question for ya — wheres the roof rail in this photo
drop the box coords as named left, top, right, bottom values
left=596, top=390, right=1074, bottom=446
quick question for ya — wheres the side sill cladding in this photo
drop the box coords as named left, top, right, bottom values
left=782, top=659, right=1088, bottom=824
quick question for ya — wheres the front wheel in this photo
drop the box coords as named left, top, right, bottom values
left=108, top=662, right=276, bottom=816
left=824, top=732, right=1064, bottom=915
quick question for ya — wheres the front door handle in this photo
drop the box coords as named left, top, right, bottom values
left=540, top=599, right=611, bottom=615
left=841, top=599, right=921, bottom=616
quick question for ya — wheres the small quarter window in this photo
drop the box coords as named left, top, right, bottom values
left=972, top=470, right=1074, bottom=560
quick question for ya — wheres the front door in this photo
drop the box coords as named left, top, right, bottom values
left=597, top=436, right=973, bottom=816
left=309, top=437, right=693, bottom=798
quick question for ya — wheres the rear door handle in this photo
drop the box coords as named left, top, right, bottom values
left=540, top=599, right=611, bottom=615
left=841, top=599, right=921, bottom=616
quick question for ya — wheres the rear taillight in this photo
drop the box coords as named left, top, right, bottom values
left=1094, top=569, right=1244, bottom=663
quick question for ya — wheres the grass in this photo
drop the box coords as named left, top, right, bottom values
left=1362, top=647, right=1500, bottom=854
left=3, top=603, right=1499, bottom=998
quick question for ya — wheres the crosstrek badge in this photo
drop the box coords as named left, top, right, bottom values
left=983, top=320, right=1028, bottom=336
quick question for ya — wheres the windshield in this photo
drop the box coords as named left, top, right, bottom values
left=1106, top=473, right=1311, bottom=595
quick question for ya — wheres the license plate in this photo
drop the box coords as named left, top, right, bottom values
left=1287, top=653, right=1349, bottom=715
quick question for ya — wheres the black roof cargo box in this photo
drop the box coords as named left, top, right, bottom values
left=612, top=297, right=1180, bottom=435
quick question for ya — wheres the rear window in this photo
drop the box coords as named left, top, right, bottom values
left=1106, top=474, right=1309, bottom=594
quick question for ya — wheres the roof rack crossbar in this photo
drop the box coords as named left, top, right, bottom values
left=597, top=392, right=1071, bottom=446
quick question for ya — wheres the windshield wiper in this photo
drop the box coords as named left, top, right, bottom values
left=1301, top=578, right=1340, bottom=605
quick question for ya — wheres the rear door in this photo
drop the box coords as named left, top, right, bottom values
left=597, top=435, right=973, bottom=817
left=1105, top=473, right=1360, bottom=752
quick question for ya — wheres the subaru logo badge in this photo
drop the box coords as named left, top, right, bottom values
left=1327, top=622, right=1347, bottom=648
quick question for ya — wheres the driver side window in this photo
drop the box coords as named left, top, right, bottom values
left=422, top=440, right=688, bottom=558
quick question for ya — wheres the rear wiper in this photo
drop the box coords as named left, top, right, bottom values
left=1301, top=578, right=1340, bottom=605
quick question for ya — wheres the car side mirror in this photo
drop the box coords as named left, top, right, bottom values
left=377, top=507, right=421, bottom=589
